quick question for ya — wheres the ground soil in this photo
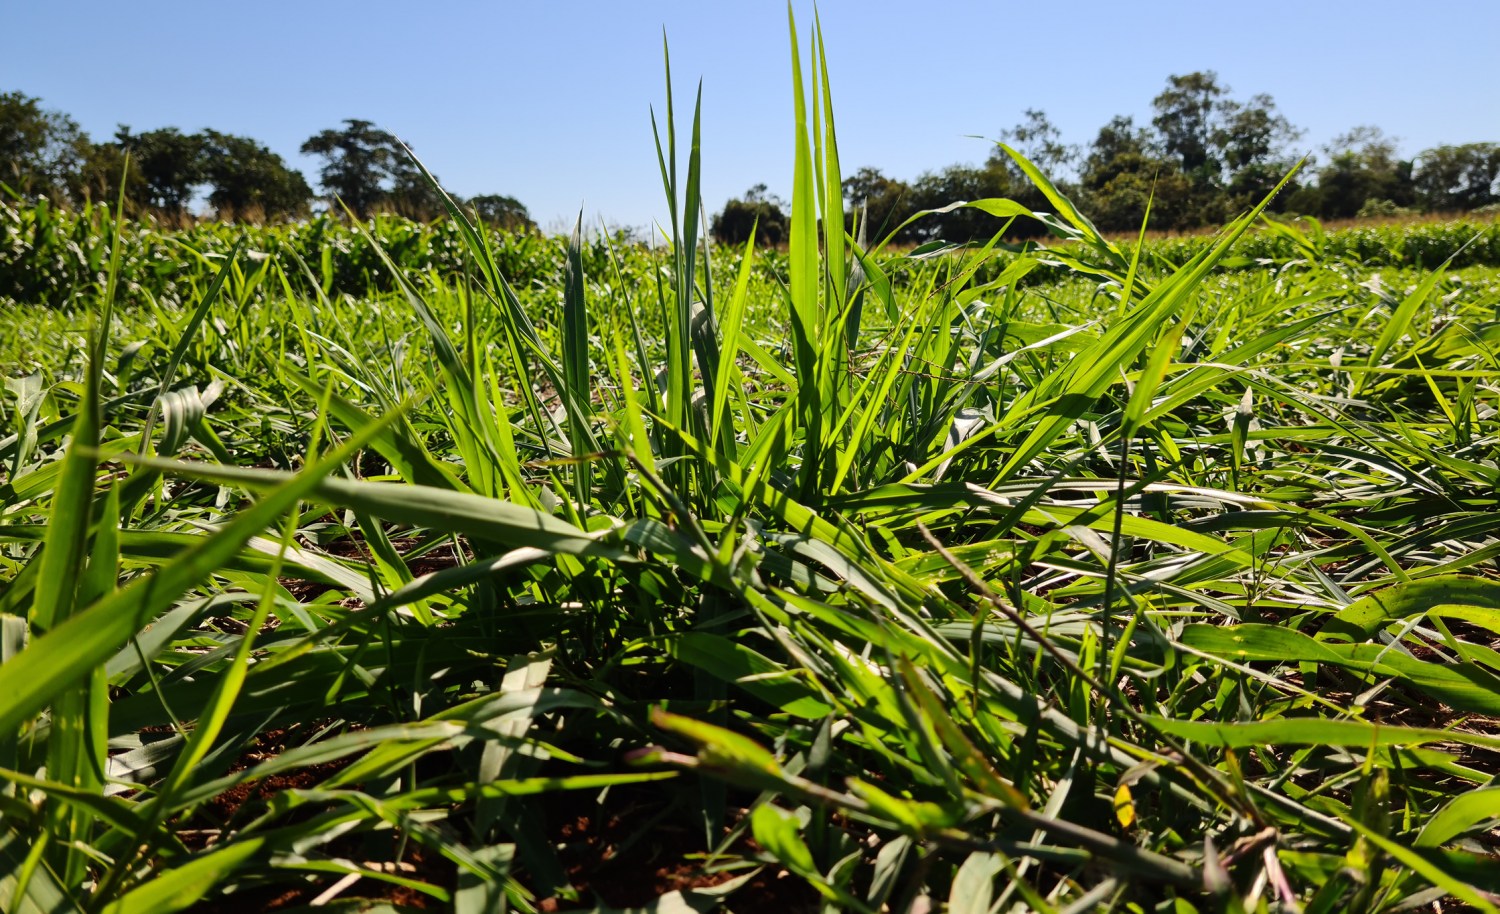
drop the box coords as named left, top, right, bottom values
left=185, top=732, right=822, bottom=913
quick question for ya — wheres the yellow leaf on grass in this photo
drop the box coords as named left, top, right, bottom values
left=1114, top=783, right=1136, bottom=830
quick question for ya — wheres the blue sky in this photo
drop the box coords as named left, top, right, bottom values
left=5, top=1, right=1497, bottom=231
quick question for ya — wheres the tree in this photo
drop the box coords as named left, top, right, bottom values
left=72, top=140, right=143, bottom=209
left=842, top=166, right=916, bottom=243
left=1214, top=93, right=1303, bottom=204
left=1152, top=71, right=1228, bottom=183
left=200, top=130, right=311, bottom=220
left=300, top=119, right=403, bottom=218
left=711, top=184, right=789, bottom=246
left=386, top=156, right=448, bottom=221
left=1413, top=143, right=1500, bottom=212
left=467, top=193, right=535, bottom=231
left=1081, top=116, right=1152, bottom=187
left=984, top=110, right=1079, bottom=238
left=907, top=162, right=1013, bottom=242
left=1149, top=72, right=1303, bottom=220
left=1302, top=126, right=1414, bottom=218
left=1085, top=155, right=1197, bottom=232
left=1079, top=117, right=1195, bottom=231
left=998, top=108, right=1075, bottom=176
left=0, top=91, right=90, bottom=202
left=116, top=127, right=206, bottom=216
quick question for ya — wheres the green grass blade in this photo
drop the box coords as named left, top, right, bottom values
left=0, top=403, right=408, bottom=738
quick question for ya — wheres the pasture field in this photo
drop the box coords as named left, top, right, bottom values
left=3, top=25, right=1500, bottom=914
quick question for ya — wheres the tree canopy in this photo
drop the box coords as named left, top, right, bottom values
left=115, top=127, right=206, bottom=216
left=1, top=80, right=1494, bottom=239
left=0, top=92, right=532, bottom=226
left=467, top=193, right=536, bottom=231
left=201, top=131, right=313, bottom=220
left=711, top=184, right=789, bottom=246
left=721, top=71, right=1496, bottom=246
left=0, top=91, right=90, bottom=202
left=1413, top=143, right=1500, bottom=212
left=299, top=119, right=404, bottom=219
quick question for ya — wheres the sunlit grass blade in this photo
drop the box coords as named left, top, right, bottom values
left=0, top=403, right=408, bottom=738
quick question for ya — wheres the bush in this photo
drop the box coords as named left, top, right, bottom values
left=1355, top=197, right=1416, bottom=219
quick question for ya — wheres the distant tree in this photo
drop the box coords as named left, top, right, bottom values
left=998, top=108, right=1076, bottom=176
left=711, top=184, right=789, bottom=246
left=1148, top=72, right=1303, bottom=219
left=1152, top=71, right=1228, bottom=184
left=300, top=119, right=403, bottom=218
left=1300, top=126, right=1413, bottom=218
left=300, top=120, right=466, bottom=220
left=1080, top=116, right=1152, bottom=187
left=1080, top=116, right=1195, bottom=231
left=1412, top=143, right=1500, bottom=212
left=1214, top=93, right=1303, bottom=204
left=467, top=193, right=535, bottom=231
left=386, top=156, right=449, bottom=221
left=1086, top=155, right=1197, bottom=232
left=115, top=127, right=206, bottom=216
left=907, top=162, right=1013, bottom=242
left=200, top=130, right=311, bottom=220
left=73, top=140, right=143, bottom=208
left=985, top=109, right=1078, bottom=236
left=842, top=166, right=916, bottom=243
left=0, top=91, right=90, bottom=202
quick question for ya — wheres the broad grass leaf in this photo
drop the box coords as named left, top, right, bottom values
left=1322, top=575, right=1500, bottom=641
left=0, top=829, right=84, bottom=914
left=1416, top=787, right=1500, bottom=849
left=1144, top=717, right=1500, bottom=753
left=750, top=803, right=817, bottom=875
left=948, top=852, right=1002, bottom=914
left=283, top=369, right=468, bottom=493
left=846, top=777, right=955, bottom=833
left=98, top=838, right=268, bottom=914
left=1182, top=624, right=1344, bottom=664
left=0, top=408, right=405, bottom=737
left=652, top=709, right=782, bottom=782
left=1336, top=815, right=1500, bottom=914
left=666, top=632, right=831, bottom=718
left=1184, top=623, right=1500, bottom=714
left=125, top=458, right=629, bottom=561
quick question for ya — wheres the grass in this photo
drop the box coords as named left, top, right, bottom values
left=3, top=12, right=1500, bottom=914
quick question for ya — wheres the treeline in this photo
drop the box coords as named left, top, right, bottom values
left=0, top=92, right=534, bottom=228
left=714, top=71, right=1500, bottom=245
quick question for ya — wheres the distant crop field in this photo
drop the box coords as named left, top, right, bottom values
left=2, top=22, right=1499, bottom=914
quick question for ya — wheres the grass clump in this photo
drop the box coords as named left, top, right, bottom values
left=2, top=12, right=1500, bottom=914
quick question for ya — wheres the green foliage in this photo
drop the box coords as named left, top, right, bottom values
left=466, top=193, right=536, bottom=232
left=3, top=24, right=1500, bottom=914
left=299, top=118, right=406, bottom=219
left=843, top=165, right=917, bottom=241
left=1414, top=142, right=1500, bottom=212
left=1152, top=70, right=1227, bottom=180
left=710, top=183, right=789, bottom=246
left=1080, top=117, right=1200, bottom=232
left=1356, top=197, right=1417, bottom=219
left=114, top=127, right=207, bottom=217
left=299, top=119, right=465, bottom=221
left=199, top=130, right=312, bottom=220
left=6, top=197, right=1497, bottom=312
left=0, top=91, right=91, bottom=203
left=2, top=93, right=531, bottom=226
left=1294, top=126, right=1416, bottom=219
left=0, top=202, right=661, bottom=310
left=910, top=160, right=1018, bottom=240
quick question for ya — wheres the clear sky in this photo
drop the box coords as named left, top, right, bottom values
left=5, top=1, right=1497, bottom=231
